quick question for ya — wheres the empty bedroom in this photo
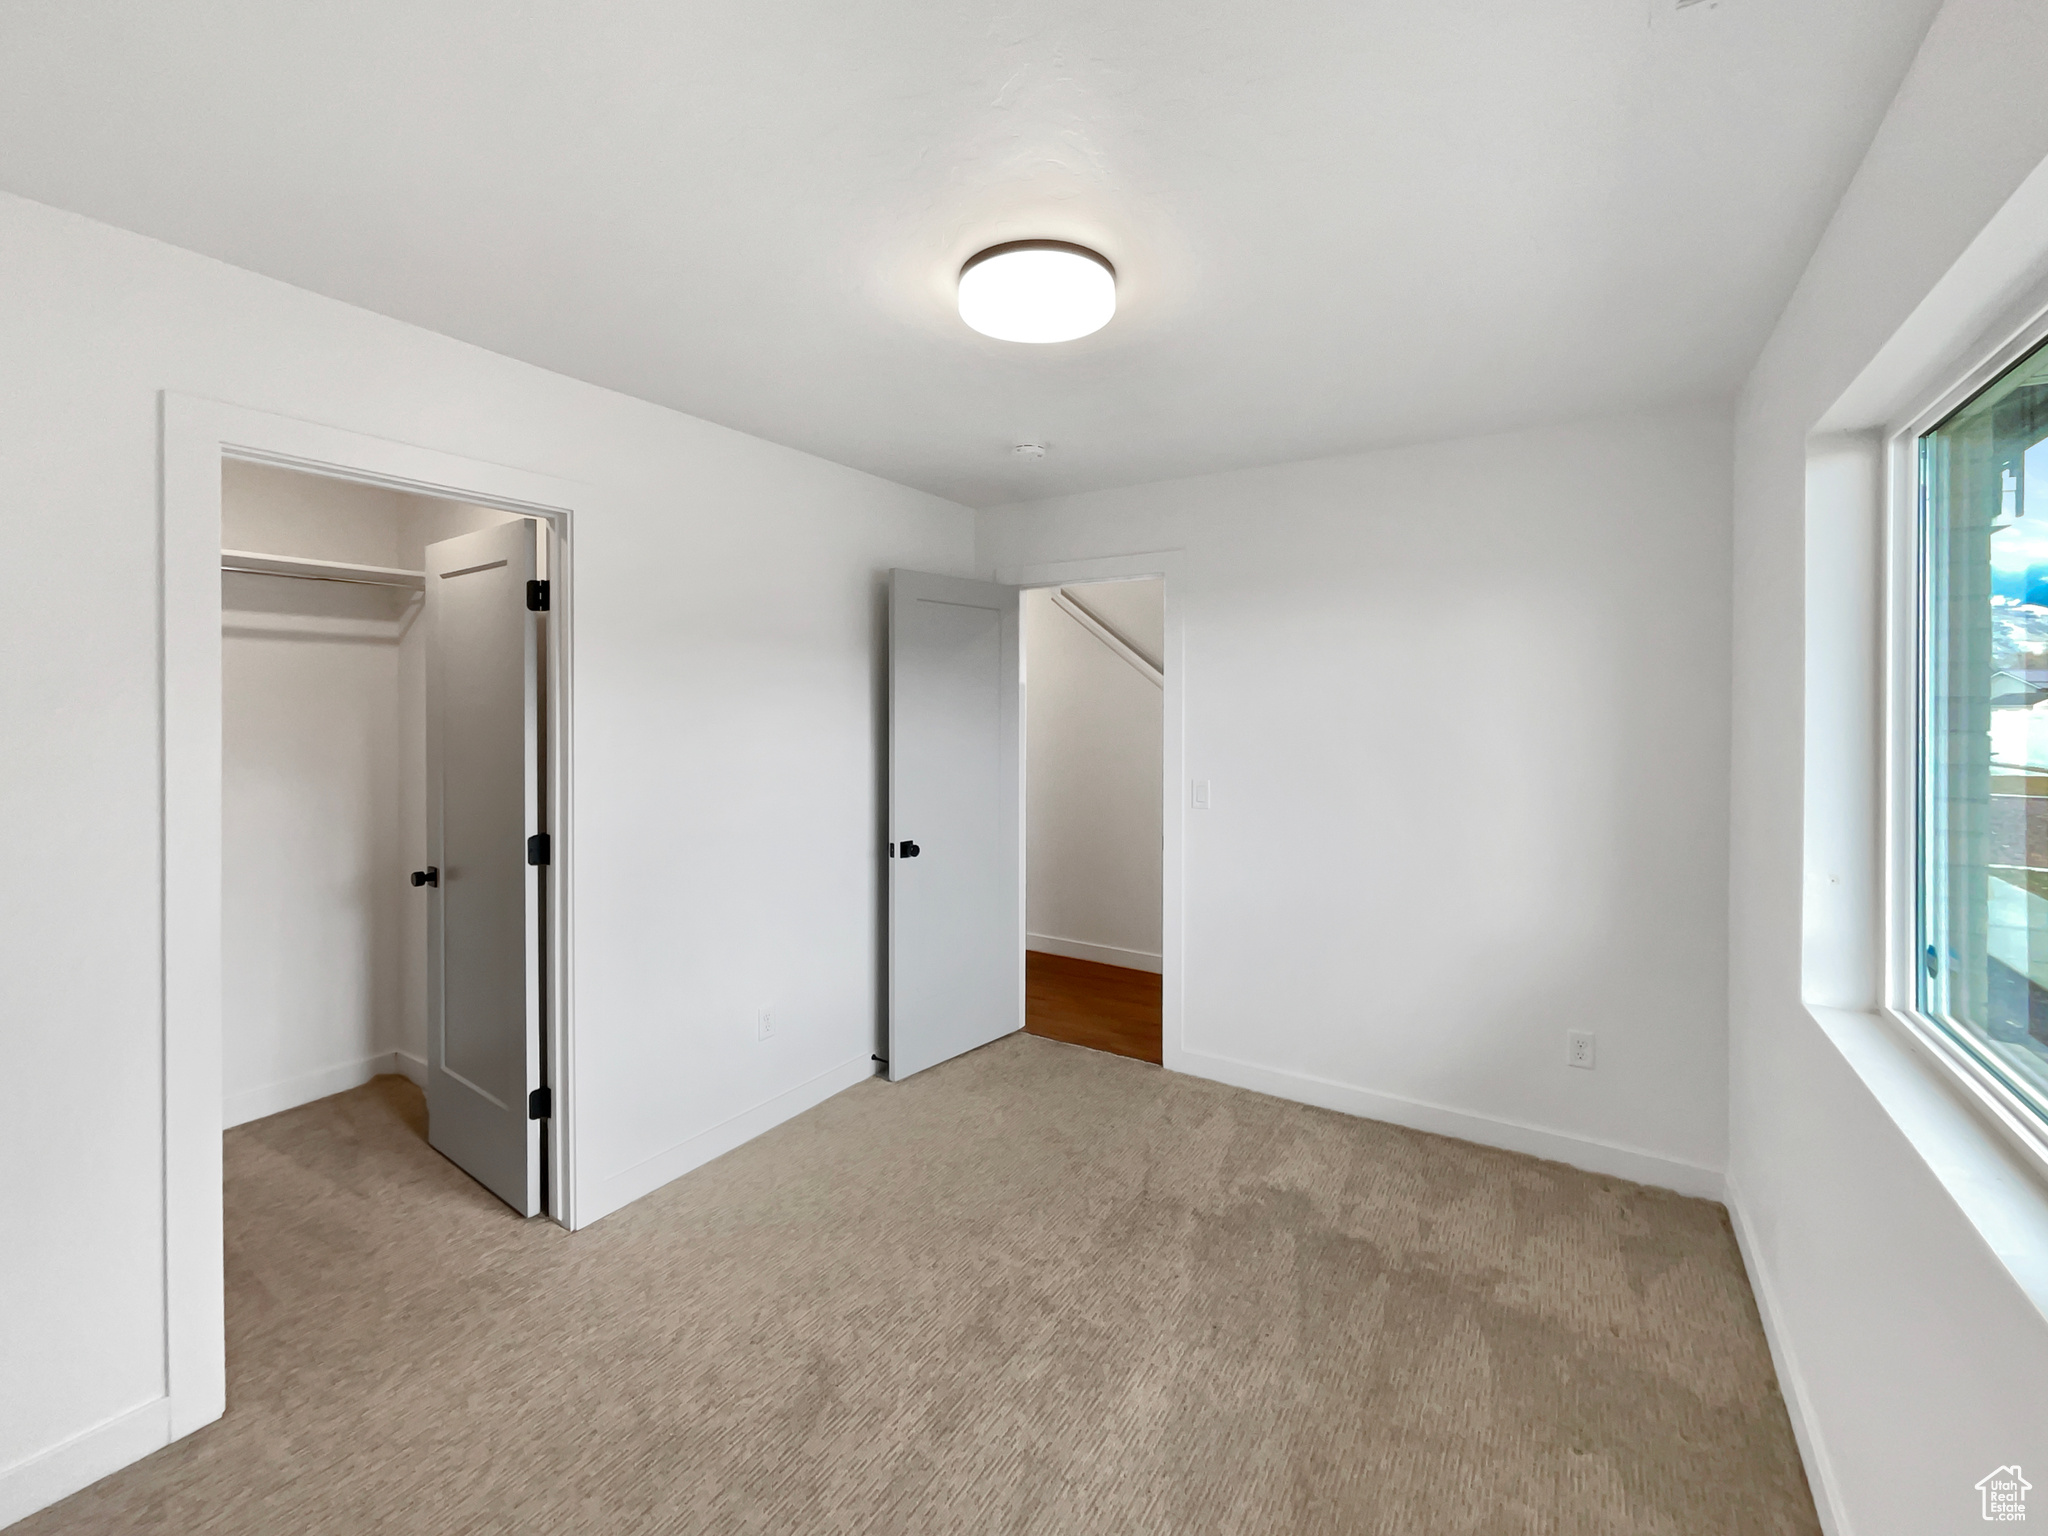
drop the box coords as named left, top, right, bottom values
left=3, top=1, right=2045, bottom=1533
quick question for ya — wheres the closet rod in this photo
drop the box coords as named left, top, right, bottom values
left=221, top=548, right=427, bottom=591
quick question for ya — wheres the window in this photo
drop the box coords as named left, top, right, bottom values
left=1918, top=334, right=2048, bottom=1131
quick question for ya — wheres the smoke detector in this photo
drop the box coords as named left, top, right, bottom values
left=1013, top=442, right=1048, bottom=460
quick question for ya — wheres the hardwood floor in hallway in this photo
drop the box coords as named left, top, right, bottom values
left=1025, top=949, right=1163, bottom=1064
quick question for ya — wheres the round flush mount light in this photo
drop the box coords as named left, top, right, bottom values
left=957, top=241, right=1116, bottom=343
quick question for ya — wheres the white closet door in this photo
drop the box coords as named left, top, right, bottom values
left=887, top=569, right=1021, bottom=1080
left=424, top=521, right=542, bottom=1214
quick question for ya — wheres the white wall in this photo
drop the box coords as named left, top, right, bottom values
left=982, top=406, right=1732, bottom=1193
left=1024, top=583, right=1163, bottom=970
left=1729, top=0, right=2048, bottom=1529
left=222, top=552, right=410, bottom=1125
left=0, top=189, right=971, bottom=1522
left=222, top=457, right=409, bottom=564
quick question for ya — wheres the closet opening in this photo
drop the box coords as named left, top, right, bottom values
left=1020, top=579, right=1165, bottom=1064
left=221, top=458, right=560, bottom=1217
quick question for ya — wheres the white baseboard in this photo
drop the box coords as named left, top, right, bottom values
left=579, top=1053, right=873, bottom=1227
left=1724, top=1176, right=1851, bottom=1536
left=0, top=1395, right=172, bottom=1529
left=1177, top=1047, right=1726, bottom=1199
left=223, top=1050, right=423, bottom=1129
left=1026, top=933, right=1163, bottom=973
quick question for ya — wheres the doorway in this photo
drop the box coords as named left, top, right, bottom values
left=1021, top=580, right=1165, bottom=1064
left=884, top=555, right=1181, bottom=1086
left=219, top=460, right=556, bottom=1214
left=160, top=394, right=582, bottom=1442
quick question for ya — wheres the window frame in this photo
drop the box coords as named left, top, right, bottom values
left=1886, top=305, right=2048, bottom=1178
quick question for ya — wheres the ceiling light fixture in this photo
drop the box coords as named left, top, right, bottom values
left=958, top=241, right=1116, bottom=344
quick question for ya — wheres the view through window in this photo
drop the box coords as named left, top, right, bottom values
left=1920, top=336, right=2048, bottom=1128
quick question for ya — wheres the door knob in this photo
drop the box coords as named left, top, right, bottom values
left=899, top=840, right=921, bottom=858
left=411, top=867, right=439, bottom=887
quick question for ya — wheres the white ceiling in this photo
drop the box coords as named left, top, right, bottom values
left=0, top=0, right=1940, bottom=505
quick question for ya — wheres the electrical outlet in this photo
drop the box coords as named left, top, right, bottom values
left=1567, top=1030, right=1595, bottom=1070
left=757, top=1008, right=773, bottom=1041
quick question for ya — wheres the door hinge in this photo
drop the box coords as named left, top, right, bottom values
left=527, top=833, right=551, bottom=866
left=526, top=579, right=551, bottom=612
left=528, top=1087, right=551, bottom=1120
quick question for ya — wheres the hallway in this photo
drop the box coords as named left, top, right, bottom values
left=1025, top=949, right=1163, bottom=1064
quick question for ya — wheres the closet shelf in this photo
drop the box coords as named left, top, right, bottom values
left=221, top=549, right=427, bottom=590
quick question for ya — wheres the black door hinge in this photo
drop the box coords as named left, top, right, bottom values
left=528, top=1087, right=551, bottom=1120
left=526, top=579, right=551, bottom=612
left=527, top=833, right=551, bottom=866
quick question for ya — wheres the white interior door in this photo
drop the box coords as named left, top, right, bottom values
left=888, top=569, right=1021, bottom=1080
left=424, top=520, right=543, bottom=1214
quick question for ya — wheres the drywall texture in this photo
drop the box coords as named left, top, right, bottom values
left=1024, top=583, right=1163, bottom=969
left=983, top=408, right=1733, bottom=1189
left=1730, top=0, right=2048, bottom=1529
left=0, top=189, right=971, bottom=1518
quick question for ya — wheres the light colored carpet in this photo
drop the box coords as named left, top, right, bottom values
left=20, top=1035, right=1817, bottom=1535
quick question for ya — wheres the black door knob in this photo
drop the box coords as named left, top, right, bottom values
left=899, top=840, right=921, bottom=858
left=410, top=867, right=439, bottom=887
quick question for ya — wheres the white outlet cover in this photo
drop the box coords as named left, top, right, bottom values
left=1567, top=1030, right=1595, bottom=1069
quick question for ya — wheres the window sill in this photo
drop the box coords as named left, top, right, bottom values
left=1806, top=1004, right=2048, bottom=1325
